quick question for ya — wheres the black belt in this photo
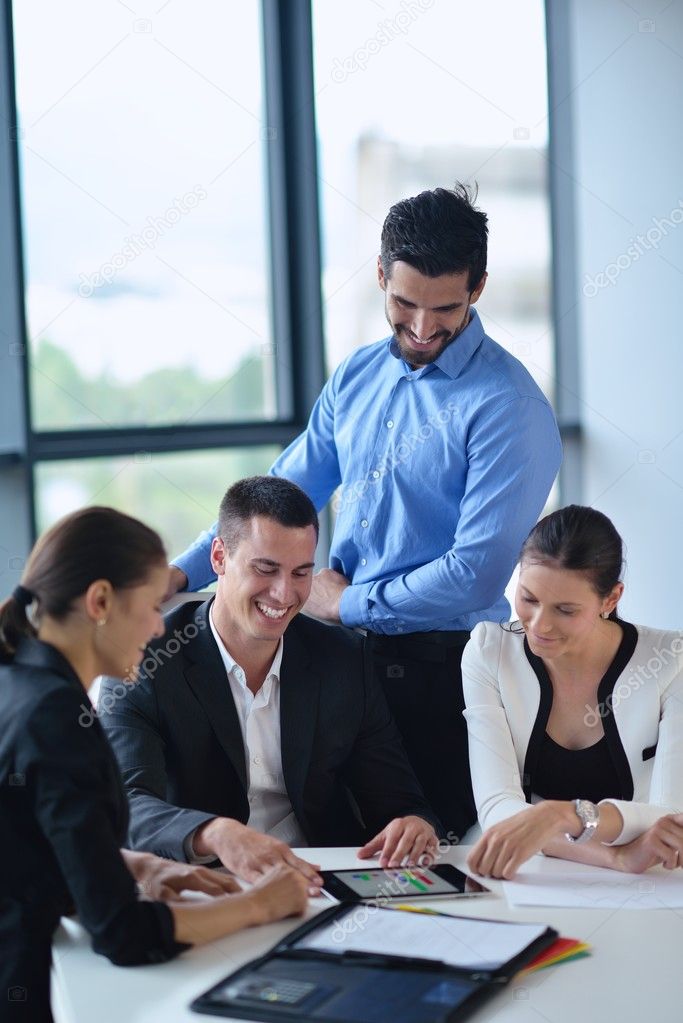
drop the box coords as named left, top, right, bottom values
left=367, top=629, right=471, bottom=663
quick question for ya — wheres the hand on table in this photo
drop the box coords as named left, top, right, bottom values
left=193, top=818, right=322, bottom=892
left=247, top=864, right=310, bottom=924
left=615, top=814, right=683, bottom=874
left=467, top=803, right=572, bottom=880
left=303, top=569, right=349, bottom=623
left=122, top=849, right=241, bottom=901
left=357, top=816, right=439, bottom=868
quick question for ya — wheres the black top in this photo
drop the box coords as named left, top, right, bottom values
left=0, top=638, right=187, bottom=1019
left=522, top=620, right=639, bottom=804
left=533, top=733, right=623, bottom=804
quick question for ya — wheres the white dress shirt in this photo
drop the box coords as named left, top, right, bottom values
left=186, top=608, right=307, bottom=853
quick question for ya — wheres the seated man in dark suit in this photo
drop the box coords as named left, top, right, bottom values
left=99, top=476, right=441, bottom=884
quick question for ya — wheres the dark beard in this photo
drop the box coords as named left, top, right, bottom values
left=393, top=309, right=471, bottom=366
left=394, top=327, right=453, bottom=365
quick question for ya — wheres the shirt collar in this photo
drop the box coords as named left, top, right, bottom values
left=208, top=604, right=283, bottom=686
left=387, top=306, right=485, bottom=381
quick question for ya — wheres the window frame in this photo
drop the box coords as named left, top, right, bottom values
left=0, top=0, right=577, bottom=594
left=0, top=0, right=325, bottom=549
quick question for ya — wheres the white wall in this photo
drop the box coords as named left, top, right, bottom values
left=557, top=0, right=683, bottom=628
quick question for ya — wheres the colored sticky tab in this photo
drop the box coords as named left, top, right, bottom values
left=519, top=937, right=591, bottom=975
left=390, top=904, right=439, bottom=915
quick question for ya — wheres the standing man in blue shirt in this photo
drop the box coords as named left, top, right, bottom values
left=168, top=185, right=562, bottom=841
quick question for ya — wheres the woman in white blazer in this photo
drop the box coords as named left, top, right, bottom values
left=463, top=505, right=683, bottom=879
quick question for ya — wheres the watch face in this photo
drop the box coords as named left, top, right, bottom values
left=576, top=800, right=599, bottom=826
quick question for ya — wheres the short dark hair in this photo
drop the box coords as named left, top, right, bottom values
left=218, top=476, right=319, bottom=552
left=520, top=505, right=624, bottom=618
left=380, top=183, right=488, bottom=290
left=0, top=506, right=166, bottom=661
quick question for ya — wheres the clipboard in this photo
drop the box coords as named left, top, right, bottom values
left=191, top=902, right=557, bottom=1022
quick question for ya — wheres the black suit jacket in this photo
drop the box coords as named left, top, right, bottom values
left=99, top=600, right=441, bottom=860
left=0, top=639, right=185, bottom=1020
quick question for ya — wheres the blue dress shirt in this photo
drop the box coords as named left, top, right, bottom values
left=173, top=308, right=562, bottom=634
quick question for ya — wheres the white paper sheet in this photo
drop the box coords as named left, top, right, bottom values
left=503, top=867, right=683, bottom=909
left=294, top=906, right=548, bottom=971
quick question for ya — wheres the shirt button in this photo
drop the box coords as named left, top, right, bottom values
left=386, top=420, right=394, bottom=429
left=361, top=519, right=368, bottom=528
left=252, top=755, right=261, bottom=765
left=361, top=558, right=367, bottom=566
left=372, top=471, right=380, bottom=479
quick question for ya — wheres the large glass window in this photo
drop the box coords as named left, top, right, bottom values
left=2, top=1, right=559, bottom=579
left=312, top=0, right=554, bottom=400
left=35, top=446, right=279, bottom=560
left=13, top=0, right=275, bottom=431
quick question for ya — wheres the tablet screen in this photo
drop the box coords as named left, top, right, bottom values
left=325, top=865, right=475, bottom=899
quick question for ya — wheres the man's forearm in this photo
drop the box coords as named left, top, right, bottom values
left=126, top=790, right=216, bottom=862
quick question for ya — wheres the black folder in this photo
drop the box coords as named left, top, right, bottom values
left=191, top=902, right=557, bottom=1023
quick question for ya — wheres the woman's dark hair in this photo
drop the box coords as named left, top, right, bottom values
left=519, top=505, right=624, bottom=620
left=0, top=506, right=166, bottom=661
left=380, top=183, right=488, bottom=291
left=218, top=475, right=319, bottom=552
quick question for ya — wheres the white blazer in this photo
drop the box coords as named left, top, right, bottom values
left=462, top=620, right=683, bottom=844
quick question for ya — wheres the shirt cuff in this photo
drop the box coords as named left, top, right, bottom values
left=183, top=827, right=219, bottom=865
left=339, top=582, right=373, bottom=629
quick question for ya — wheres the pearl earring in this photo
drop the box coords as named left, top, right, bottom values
left=601, top=611, right=609, bottom=619
left=97, top=618, right=107, bottom=627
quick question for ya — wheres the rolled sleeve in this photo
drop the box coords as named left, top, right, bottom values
left=339, top=581, right=374, bottom=629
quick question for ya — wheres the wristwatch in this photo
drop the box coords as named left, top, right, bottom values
left=564, top=799, right=600, bottom=844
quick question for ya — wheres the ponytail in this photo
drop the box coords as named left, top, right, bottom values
left=0, top=586, right=37, bottom=662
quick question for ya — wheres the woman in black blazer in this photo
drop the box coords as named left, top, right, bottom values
left=0, top=506, right=308, bottom=1023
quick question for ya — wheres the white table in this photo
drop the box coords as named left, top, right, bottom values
left=52, top=846, right=683, bottom=1022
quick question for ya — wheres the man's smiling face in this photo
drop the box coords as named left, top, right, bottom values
left=379, top=259, right=486, bottom=367
left=211, top=515, right=316, bottom=651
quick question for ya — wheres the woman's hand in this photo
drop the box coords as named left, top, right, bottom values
left=169, top=863, right=309, bottom=946
left=245, top=864, right=310, bottom=924
left=467, top=802, right=573, bottom=879
left=122, top=849, right=242, bottom=901
left=614, top=815, right=683, bottom=874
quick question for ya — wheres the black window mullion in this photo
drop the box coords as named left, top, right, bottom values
left=262, top=0, right=325, bottom=424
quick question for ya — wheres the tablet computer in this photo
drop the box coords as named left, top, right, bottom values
left=320, top=863, right=491, bottom=902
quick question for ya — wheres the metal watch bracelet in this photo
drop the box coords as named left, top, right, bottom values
left=564, top=798, right=600, bottom=844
